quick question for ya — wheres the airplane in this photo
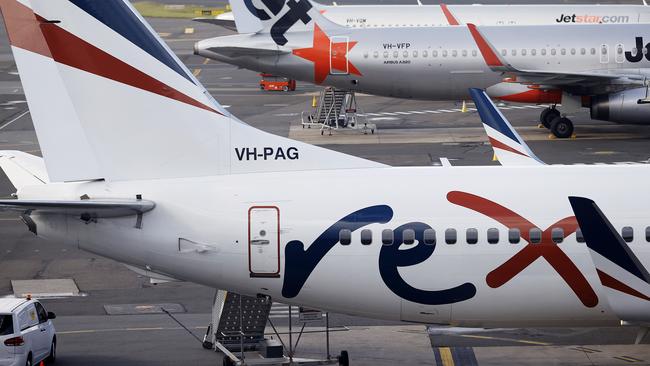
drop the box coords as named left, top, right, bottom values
left=211, top=2, right=650, bottom=33
left=195, top=0, right=650, bottom=138
left=3, top=0, right=650, bottom=334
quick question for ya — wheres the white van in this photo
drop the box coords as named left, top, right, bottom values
left=0, top=298, right=56, bottom=366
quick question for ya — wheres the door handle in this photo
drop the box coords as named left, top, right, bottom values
left=40, top=328, right=47, bottom=332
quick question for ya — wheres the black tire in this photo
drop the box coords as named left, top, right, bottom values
left=282, top=86, right=289, bottom=92
left=540, top=108, right=560, bottom=129
left=46, top=337, right=56, bottom=363
left=550, top=116, right=574, bottom=139
left=338, top=350, right=349, bottom=366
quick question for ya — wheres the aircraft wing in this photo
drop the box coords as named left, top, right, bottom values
left=0, top=198, right=155, bottom=218
left=467, top=24, right=645, bottom=93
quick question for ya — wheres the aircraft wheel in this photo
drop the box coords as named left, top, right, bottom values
left=283, top=86, right=289, bottom=92
left=540, top=107, right=560, bottom=129
left=338, top=350, right=349, bottom=366
left=550, top=116, right=574, bottom=139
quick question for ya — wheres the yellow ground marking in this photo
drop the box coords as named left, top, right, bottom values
left=615, top=355, right=644, bottom=363
left=193, top=68, right=202, bottom=77
left=459, top=334, right=552, bottom=346
left=203, top=58, right=210, bottom=65
left=439, top=347, right=454, bottom=366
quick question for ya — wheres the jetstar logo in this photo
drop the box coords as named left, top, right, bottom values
left=244, top=0, right=313, bottom=46
left=626, top=37, right=650, bottom=63
left=292, top=24, right=362, bottom=84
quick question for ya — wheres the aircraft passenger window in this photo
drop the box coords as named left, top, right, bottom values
left=591, top=48, right=596, bottom=55
left=487, top=228, right=499, bottom=244
left=508, top=228, right=520, bottom=244
left=452, top=50, right=458, bottom=57
left=360, top=229, right=372, bottom=245
left=339, top=229, right=351, bottom=245
left=622, top=227, right=634, bottom=243
left=551, top=49, right=557, bottom=56
left=423, top=229, right=436, bottom=245
left=501, top=49, right=506, bottom=56
left=531, top=49, right=537, bottom=56
left=445, top=229, right=457, bottom=245
left=529, top=228, right=542, bottom=244
left=384, top=51, right=389, bottom=58
left=581, top=48, right=586, bottom=55
left=601, top=45, right=608, bottom=55
left=466, top=228, right=478, bottom=245
left=413, top=50, right=418, bottom=58
left=462, top=50, right=467, bottom=57
left=521, top=49, right=527, bottom=56
left=552, top=228, right=564, bottom=243
left=403, top=229, right=416, bottom=245
left=644, top=48, right=649, bottom=55
left=363, top=51, right=369, bottom=58
left=511, top=49, right=517, bottom=56
left=571, top=48, right=576, bottom=55
left=423, top=50, right=428, bottom=57
left=646, top=227, right=650, bottom=242
left=443, top=50, right=448, bottom=57
left=433, top=50, right=438, bottom=57
left=373, top=51, right=379, bottom=58
left=382, top=229, right=394, bottom=245
left=541, top=49, right=547, bottom=56
left=617, top=45, right=624, bottom=54
left=561, top=48, right=566, bottom=55
left=472, top=50, right=477, bottom=57
left=393, top=51, right=399, bottom=58
left=576, top=229, right=585, bottom=243
left=632, top=48, right=639, bottom=56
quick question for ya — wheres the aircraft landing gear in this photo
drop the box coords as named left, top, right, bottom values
left=549, top=116, right=574, bottom=139
left=540, top=106, right=573, bottom=138
left=539, top=107, right=560, bottom=129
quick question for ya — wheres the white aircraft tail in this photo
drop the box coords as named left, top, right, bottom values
left=468, top=89, right=544, bottom=166
left=231, top=0, right=343, bottom=46
left=0, top=0, right=382, bottom=183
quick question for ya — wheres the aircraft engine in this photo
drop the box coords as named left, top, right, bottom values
left=590, top=87, right=650, bottom=125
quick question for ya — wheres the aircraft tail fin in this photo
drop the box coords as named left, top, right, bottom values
left=0, top=0, right=382, bottom=183
left=0, top=151, right=49, bottom=189
left=569, top=196, right=650, bottom=321
left=242, top=0, right=343, bottom=46
left=469, top=88, right=544, bottom=166
left=228, top=0, right=264, bottom=33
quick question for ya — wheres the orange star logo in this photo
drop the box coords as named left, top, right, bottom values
left=292, top=24, right=362, bottom=84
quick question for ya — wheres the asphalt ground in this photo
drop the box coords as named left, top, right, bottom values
left=1, top=3, right=650, bottom=365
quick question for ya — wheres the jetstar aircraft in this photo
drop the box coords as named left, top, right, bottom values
left=195, top=0, right=650, bottom=138
left=3, top=0, right=650, bottom=330
left=210, top=1, right=650, bottom=33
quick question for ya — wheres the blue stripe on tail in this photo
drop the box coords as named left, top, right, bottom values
left=69, top=0, right=195, bottom=84
left=469, top=88, right=519, bottom=144
left=569, top=196, right=650, bottom=284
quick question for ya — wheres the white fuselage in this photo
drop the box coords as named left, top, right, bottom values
left=22, top=164, right=650, bottom=327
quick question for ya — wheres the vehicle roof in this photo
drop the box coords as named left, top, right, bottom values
left=0, top=298, right=30, bottom=313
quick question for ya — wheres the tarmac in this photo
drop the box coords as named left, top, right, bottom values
left=1, top=1, right=650, bottom=365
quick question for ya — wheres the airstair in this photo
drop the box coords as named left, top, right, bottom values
left=301, top=87, right=375, bottom=135
left=203, top=290, right=348, bottom=366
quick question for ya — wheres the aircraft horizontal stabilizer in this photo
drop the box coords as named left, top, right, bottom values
left=0, top=151, right=49, bottom=189
left=193, top=17, right=238, bottom=31
left=0, top=198, right=155, bottom=218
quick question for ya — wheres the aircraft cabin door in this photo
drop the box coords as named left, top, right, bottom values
left=330, top=36, right=350, bottom=75
left=248, top=206, right=280, bottom=278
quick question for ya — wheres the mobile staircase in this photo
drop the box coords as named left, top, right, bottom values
left=301, top=87, right=375, bottom=135
left=203, top=290, right=349, bottom=366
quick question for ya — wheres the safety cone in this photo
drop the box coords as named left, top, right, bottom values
left=492, top=152, right=498, bottom=162
left=311, top=95, right=317, bottom=108
left=39, top=361, right=45, bottom=366
left=461, top=100, right=468, bottom=113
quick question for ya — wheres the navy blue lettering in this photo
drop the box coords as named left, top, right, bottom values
left=378, top=222, right=477, bottom=305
